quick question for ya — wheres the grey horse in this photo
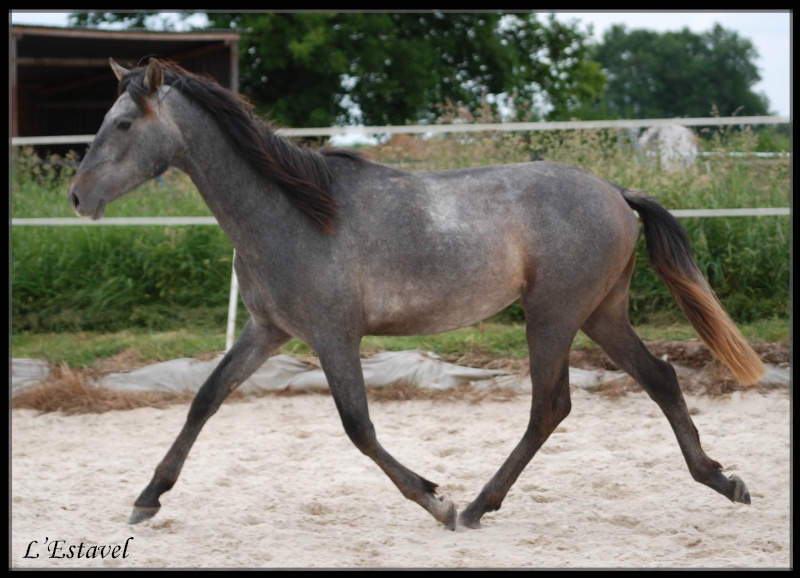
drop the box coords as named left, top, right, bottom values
left=68, top=58, right=765, bottom=530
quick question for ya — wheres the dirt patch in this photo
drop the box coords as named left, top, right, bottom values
left=436, top=341, right=789, bottom=375
left=437, top=353, right=530, bottom=374
left=567, top=340, right=790, bottom=371
left=11, top=364, right=201, bottom=415
left=89, top=350, right=157, bottom=376
left=566, top=340, right=790, bottom=397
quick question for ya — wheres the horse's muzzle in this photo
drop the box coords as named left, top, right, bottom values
left=68, top=186, right=105, bottom=220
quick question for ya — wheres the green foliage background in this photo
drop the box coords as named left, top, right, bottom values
left=589, top=24, right=771, bottom=118
left=67, top=13, right=775, bottom=127
left=11, top=123, right=790, bottom=335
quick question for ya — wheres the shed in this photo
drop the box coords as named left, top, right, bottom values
left=10, top=25, right=240, bottom=155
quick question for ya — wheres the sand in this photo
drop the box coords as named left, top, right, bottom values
left=11, top=386, right=790, bottom=569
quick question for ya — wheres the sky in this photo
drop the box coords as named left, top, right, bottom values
left=10, top=10, right=791, bottom=117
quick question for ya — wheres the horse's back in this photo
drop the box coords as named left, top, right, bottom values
left=326, top=159, right=640, bottom=335
left=337, top=160, right=639, bottom=274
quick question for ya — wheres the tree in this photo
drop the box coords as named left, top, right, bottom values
left=210, top=12, right=607, bottom=127
left=69, top=12, right=189, bottom=30
left=590, top=24, right=770, bottom=118
left=70, top=12, right=606, bottom=128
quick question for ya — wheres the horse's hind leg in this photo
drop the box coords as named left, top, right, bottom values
left=314, top=336, right=457, bottom=529
left=458, top=301, right=576, bottom=529
left=129, top=318, right=291, bottom=524
left=580, top=278, right=751, bottom=505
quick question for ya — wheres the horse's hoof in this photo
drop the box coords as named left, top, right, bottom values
left=436, top=494, right=457, bottom=531
left=456, top=511, right=481, bottom=530
left=729, top=475, right=751, bottom=505
left=128, top=505, right=160, bottom=524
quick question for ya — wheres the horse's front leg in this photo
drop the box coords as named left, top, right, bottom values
left=314, top=336, right=458, bottom=530
left=128, top=318, right=290, bottom=524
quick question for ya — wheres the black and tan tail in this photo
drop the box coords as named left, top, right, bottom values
left=621, top=189, right=766, bottom=386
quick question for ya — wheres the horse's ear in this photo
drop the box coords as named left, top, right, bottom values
left=109, top=58, right=129, bottom=81
left=144, top=58, right=164, bottom=93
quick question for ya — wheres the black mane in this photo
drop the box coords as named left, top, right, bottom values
left=119, top=60, right=363, bottom=234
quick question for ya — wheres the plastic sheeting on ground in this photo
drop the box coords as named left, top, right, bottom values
left=10, top=351, right=790, bottom=397
left=11, top=358, right=51, bottom=392
left=99, top=351, right=512, bottom=394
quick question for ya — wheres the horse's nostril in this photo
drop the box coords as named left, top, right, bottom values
left=70, top=192, right=79, bottom=210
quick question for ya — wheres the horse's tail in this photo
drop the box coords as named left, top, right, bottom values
left=620, top=189, right=766, bottom=386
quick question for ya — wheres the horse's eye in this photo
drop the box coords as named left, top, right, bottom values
left=117, top=120, right=132, bottom=130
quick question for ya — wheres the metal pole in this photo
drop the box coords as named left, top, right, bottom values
left=225, top=249, right=239, bottom=352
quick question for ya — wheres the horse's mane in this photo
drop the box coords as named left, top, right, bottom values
left=118, top=60, right=363, bottom=234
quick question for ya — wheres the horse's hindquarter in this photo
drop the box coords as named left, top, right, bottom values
left=336, top=161, right=639, bottom=336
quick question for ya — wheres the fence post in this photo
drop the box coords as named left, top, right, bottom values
left=225, top=249, right=239, bottom=352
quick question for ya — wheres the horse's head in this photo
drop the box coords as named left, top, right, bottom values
left=68, top=58, right=179, bottom=220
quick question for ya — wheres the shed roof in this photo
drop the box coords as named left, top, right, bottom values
left=12, top=24, right=241, bottom=91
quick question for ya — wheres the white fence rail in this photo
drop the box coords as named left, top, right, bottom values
left=9, top=115, right=791, bottom=147
left=9, top=208, right=792, bottom=228
left=12, top=115, right=791, bottom=350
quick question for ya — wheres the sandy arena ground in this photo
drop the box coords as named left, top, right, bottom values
left=11, top=384, right=790, bottom=568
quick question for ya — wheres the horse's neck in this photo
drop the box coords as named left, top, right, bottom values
left=174, top=113, right=296, bottom=253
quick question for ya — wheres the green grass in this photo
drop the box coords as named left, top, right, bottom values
left=11, top=318, right=789, bottom=369
left=12, top=327, right=229, bottom=368
left=11, top=225, right=234, bottom=331
left=11, top=148, right=212, bottom=219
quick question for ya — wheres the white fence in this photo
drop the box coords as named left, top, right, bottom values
left=12, top=116, right=791, bottom=350
left=10, top=114, right=790, bottom=145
